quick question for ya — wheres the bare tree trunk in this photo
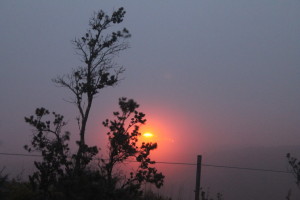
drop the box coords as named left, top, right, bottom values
left=74, top=98, right=92, bottom=173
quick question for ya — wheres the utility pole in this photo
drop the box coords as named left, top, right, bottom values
left=195, top=155, right=202, bottom=200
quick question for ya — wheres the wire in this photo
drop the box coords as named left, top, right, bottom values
left=0, top=152, right=293, bottom=174
left=201, top=163, right=292, bottom=174
left=155, top=161, right=196, bottom=166
left=0, top=152, right=41, bottom=157
left=154, top=161, right=292, bottom=174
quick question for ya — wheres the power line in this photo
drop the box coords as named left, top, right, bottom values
left=201, top=163, right=292, bottom=174
left=0, top=152, right=292, bottom=174
left=155, top=161, right=292, bottom=174
left=155, top=161, right=196, bottom=166
left=0, top=152, right=41, bottom=157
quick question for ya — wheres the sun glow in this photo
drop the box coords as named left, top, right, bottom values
left=139, top=131, right=156, bottom=144
left=143, top=132, right=154, bottom=138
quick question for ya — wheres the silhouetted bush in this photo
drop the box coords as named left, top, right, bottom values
left=0, top=168, right=8, bottom=199
left=142, top=190, right=171, bottom=200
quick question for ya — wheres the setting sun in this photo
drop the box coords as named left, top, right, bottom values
left=143, top=132, right=153, bottom=138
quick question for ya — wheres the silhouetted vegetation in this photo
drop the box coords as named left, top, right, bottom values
left=101, top=98, right=164, bottom=196
left=0, top=168, right=8, bottom=199
left=200, top=188, right=223, bottom=200
left=23, top=98, right=164, bottom=200
left=52, top=7, right=130, bottom=174
left=286, top=153, right=300, bottom=186
left=143, top=190, right=171, bottom=200
left=0, top=168, right=34, bottom=200
left=20, top=7, right=165, bottom=200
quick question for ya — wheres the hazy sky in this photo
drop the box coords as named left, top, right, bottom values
left=1, top=1, right=300, bottom=199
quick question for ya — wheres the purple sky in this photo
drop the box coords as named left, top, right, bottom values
left=1, top=1, right=300, bottom=199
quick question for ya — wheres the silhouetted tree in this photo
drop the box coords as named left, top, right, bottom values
left=24, top=100, right=165, bottom=200
left=101, top=98, right=164, bottom=199
left=53, top=7, right=130, bottom=173
left=24, top=7, right=164, bottom=200
left=24, top=108, right=72, bottom=199
left=286, top=153, right=300, bottom=186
